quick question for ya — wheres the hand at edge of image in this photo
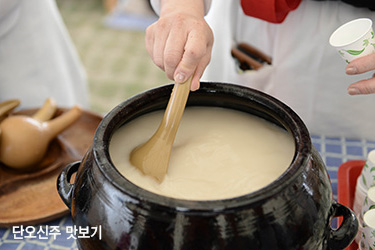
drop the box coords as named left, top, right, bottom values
left=346, top=52, right=375, bottom=95
left=145, top=0, right=214, bottom=91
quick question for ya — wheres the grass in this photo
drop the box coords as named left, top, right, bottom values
left=56, top=0, right=169, bottom=114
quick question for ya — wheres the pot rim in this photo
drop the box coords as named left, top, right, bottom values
left=92, top=82, right=311, bottom=212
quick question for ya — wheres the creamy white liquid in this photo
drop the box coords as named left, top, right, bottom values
left=109, top=107, right=295, bottom=200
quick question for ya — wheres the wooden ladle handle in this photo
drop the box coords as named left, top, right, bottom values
left=0, top=99, right=20, bottom=122
left=156, top=76, right=192, bottom=142
left=129, top=76, right=193, bottom=182
left=32, top=98, right=57, bottom=122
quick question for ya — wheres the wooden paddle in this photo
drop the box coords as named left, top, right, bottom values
left=130, top=77, right=192, bottom=182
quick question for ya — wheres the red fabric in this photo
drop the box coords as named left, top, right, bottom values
left=240, top=0, right=302, bottom=24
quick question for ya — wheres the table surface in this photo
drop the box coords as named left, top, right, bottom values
left=1, top=134, right=375, bottom=250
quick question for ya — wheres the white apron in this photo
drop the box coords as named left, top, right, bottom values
left=202, top=0, right=375, bottom=140
left=0, top=0, right=88, bottom=109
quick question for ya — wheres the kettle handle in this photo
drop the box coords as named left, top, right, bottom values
left=327, top=202, right=358, bottom=250
left=57, top=161, right=80, bottom=209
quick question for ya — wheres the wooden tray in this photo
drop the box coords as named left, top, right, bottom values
left=0, top=108, right=102, bottom=227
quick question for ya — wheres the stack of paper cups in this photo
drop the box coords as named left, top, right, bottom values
left=360, top=209, right=375, bottom=250
left=353, top=150, right=375, bottom=243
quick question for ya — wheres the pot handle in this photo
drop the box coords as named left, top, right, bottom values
left=57, top=161, right=80, bottom=209
left=327, top=202, right=358, bottom=250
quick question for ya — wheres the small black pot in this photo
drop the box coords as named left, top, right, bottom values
left=57, top=82, right=358, bottom=250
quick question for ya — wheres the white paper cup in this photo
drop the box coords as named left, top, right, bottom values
left=362, top=187, right=375, bottom=218
left=359, top=239, right=368, bottom=250
left=354, top=176, right=368, bottom=217
left=359, top=239, right=365, bottom=250
left=355, top=176, right=368, bottom=243
left=360, top=150, right=375, bottom=190
left=361, top=209, right=375, bottom=249
left=358, top=187, right=375, bottom=244
left=329, top=18, right=375, bottom=63
left=358, top=241, right=364, bottom=250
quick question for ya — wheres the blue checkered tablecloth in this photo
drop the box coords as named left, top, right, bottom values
left=311, top=135, right=375, bottom=199
left=1, top=135, right=375, bottom=250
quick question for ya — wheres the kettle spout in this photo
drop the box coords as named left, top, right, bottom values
left=46, top=106, right=82, bottom=138
left=0, top=99, right=20, bottom=122
left=32, top=98, right=57, bottom=122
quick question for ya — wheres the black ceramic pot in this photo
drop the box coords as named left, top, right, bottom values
left=57, top=82, right=358, bottom=250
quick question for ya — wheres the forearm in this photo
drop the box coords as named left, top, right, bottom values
left=150, top=0, right=212, bottom=16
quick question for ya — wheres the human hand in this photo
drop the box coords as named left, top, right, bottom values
left=346, top=53, right=375, bottom=95
left=145, top=0, right=213, bottom=91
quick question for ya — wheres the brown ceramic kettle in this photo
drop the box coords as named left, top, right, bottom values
left=0, top=99, right=82, bottom=169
